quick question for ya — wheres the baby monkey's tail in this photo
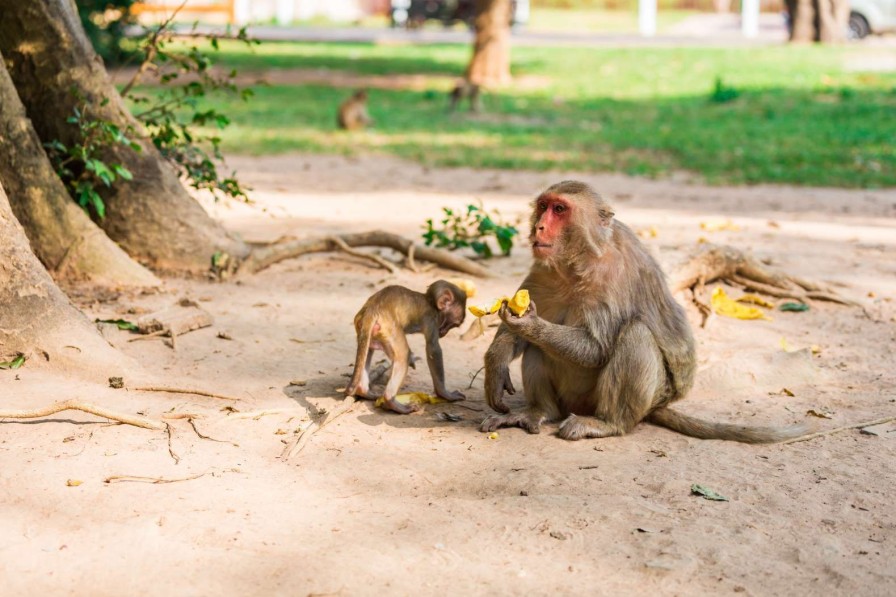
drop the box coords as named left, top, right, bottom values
left=647, top=407, right=809, bottom=444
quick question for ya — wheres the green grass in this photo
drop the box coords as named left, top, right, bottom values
left=162, top=41, right=896, bottom=187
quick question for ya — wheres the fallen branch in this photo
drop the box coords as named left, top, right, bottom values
left=783, top=416, right=895, bottom=445
left=0, top=400, right=164, bottom=430
left=238, top=230, right=492, bottom=278
left=280, top=396, right=358, bottom=460
left=131, top=386, right=241, bottom=401
left=672, top=243, right=860, bottom=307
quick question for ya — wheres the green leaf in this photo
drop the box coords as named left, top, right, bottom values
left=779, top=302, right=810, bottom=312
left=691, top=484, right=729, bottom=501
left=112, top=164, right=133, bottom=181
left=0, top=353, right=26, bottom=370
left=95, top=318, right=138, bottom=331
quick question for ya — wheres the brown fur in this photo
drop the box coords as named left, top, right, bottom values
left=337, top=89, right=374, bottom=130
left=481, top=180, right=807, bottom=443
left=346, top=280, right=466, bottom=414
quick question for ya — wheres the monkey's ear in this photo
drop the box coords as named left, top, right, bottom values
left=598, top=208, right=615, bottom=228
left=436, top=289, right=455, bottom=311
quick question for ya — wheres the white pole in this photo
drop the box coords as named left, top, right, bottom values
left=639, top=0, right=657, bottom=37
left=276, top=0, right=294, bottom=25
left=742, top=0, right=759, bottom=38
left=233, top=0, right=251, bottom=25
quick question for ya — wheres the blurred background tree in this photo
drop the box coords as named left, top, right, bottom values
left=76, top=0, right=138, bottom=64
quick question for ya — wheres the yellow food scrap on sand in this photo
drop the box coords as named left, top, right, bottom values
left=700, top=219, right=741, bottom=232
left=447, top=278, right=477, bottom=298
left=66, top=479, right=83, bottom=487
left=374, top=392, right=446, bottom=408
left=469, top=289, right=530, bottom=318
left=488, top=432, right=499, bottom=440
left=735, top=294, right=776, bottom=309
left=711, top=287, right=772, bottom=321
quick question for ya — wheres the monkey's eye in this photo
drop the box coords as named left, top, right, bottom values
left=553, top=204, right=566, bottom=215
left=538, top=201, right=548, bottom=211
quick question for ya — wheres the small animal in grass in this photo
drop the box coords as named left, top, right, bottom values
left=337, top=89, right=374, bottom=130
left=345, top=281, right=467, bottom=414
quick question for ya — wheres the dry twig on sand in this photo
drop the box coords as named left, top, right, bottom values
left=783, top=416, right=896, bottom=445
left=104, top=473, right=207, bottom=484
left=238, top=230, right=492, bottom=278
left=0, top=400, right=164, bottom=430
left=131, top=386, right=241, bottom=401
left=280, top=397, right=359, bottom=460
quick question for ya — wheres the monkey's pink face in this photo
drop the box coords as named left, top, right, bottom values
left=531, top=194, right=570, bottom=260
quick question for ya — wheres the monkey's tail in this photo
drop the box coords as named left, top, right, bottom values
left=345, top=326, right=373, bottom=397
left=647, top=407, right=809, bottom=444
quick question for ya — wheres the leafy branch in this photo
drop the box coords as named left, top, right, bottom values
left=422, top=203, right=519, bottom=259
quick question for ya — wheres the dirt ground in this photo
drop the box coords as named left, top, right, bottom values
left=2, top=154, right=895, bottom=596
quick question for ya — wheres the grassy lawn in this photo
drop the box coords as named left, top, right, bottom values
left=170, top=41, right=896, bottom=187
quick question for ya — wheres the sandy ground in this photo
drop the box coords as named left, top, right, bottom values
left=2, top=154, right=895, bottom=596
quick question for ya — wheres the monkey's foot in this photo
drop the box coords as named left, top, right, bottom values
left=557, top=415, right=622, bottom=441
left=344, top=385, right=370, bottom=399
left=480, top=411, right=545, bottom=434
left=380, top=397, right=421, bottom=415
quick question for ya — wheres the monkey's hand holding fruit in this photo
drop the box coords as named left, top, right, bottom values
left=497, top=299, right=538, bottom=335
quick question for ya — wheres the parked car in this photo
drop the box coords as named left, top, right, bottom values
left=849, top=0, right=896, bottom=38
left=390, top=0, right=529, bottom=29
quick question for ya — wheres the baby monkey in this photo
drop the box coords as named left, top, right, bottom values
left=345, top=280, right=467, bottom=414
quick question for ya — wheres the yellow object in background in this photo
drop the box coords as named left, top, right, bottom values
left=447, top=278, right=477, bottom=298
left=711, top=287, right=772, bottom=321
left=700, top=219, right=741, bottom=232
left=469, top=289, right=530, bottom=318
left=735, top=294, right=776, bottom=309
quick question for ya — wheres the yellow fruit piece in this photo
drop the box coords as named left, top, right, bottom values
left=447, top=278, right=477, bottom=298
left=711, top=287, right=771, bottom=321
left=468, top=306, right=489, bottom=318
left=488, top=432, right=499, bottom=440
left=469, top=289, right=531, bottom=318
left=735, top=294, right=775, bottom=309
left=507, top=289, right=530, bottom=316
left=700, top=219, right=740, bottom=232
left=66, top=479, right=82, bottom=487
left=374, top=392, right=446, bottom=408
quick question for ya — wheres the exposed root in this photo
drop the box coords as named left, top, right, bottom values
left=131, top=386, right=241, bottom=401
left=672, top=243, right=860, bottom=308
left=0, top=399, right=164, bottom=430
left=238, top=230, right=492, bottom=278
left=328, top=235, right=397, bottom=274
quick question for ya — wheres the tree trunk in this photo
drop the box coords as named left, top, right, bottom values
left=817, top=0, right=849, bottom=42
left=465, top=0, right=512, bottom=88
left=0, top=53, right=158, bottom=288
left=0, top=0, right=248, bottom=275
left=0, top=181, right=132, bottom=381
left=788, top=0, right=848, bottom=42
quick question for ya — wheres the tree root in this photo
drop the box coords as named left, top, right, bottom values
left=104, top=473, right=207, bottom=484
left=238, top=230, right=492, bottom=278
left=671, top=243, right=861, bottom=308
left=0, top=399, right=164, bottom=430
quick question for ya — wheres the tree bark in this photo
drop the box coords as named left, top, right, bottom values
left=0, top=0, right=248, bottom=275
left=465, top=0, right=512, bottom=88
left=0, top=53, right=158, bottom=287
left=787, top=0, right=849, bottom=43
left=0, top=181, right=132, bottom=380
left=817, top=0, right=849, bottom=43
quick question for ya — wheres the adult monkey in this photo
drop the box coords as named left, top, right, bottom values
left=481, top=181, right=806, bottom=443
